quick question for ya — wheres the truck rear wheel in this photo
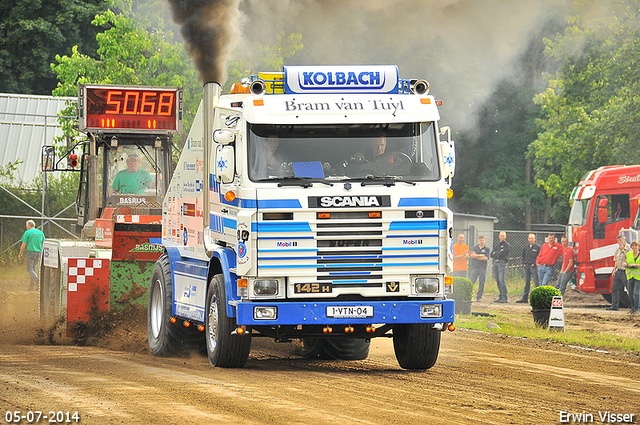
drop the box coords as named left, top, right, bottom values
left=147, top=253, right=185, bottom=356
left=205, top=274, right=251, bottom=368
left=393, top=323, right=441, bottom=370
left=303, top=338, right=370, bottom=360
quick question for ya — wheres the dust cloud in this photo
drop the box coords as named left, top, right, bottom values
left=236, top=0, right=574, bottom=129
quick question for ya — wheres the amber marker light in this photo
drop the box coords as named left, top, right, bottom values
left=445, top=276, right=453, bottom=286
left=448, top=324, right=456, bottom=332
left=447, top=188, right=454, bottom=199
left=225, top=191, right=236, bottom=202
left=198, top=325, right=205, bottom=332
left=420, top=98, right=431, bottom=104
left=237, top=278, right=248, bottom=288
left=230, top=83, right=250, bottom=94
left=318, top=212, right=331, bottom=219
left=368, top=212, right=381, bottom=218
left=170, top=317, right=177, bottom=324
left=323, top=326, right=333, bottom=334
left=253, top=99, right=264, bottom=106
left=183, top=321, right=191, bottom=327
left=366, top=326, right=376, bottom=333
left=235, top=325, right=246, bottom=335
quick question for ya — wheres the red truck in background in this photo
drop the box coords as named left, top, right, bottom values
left=567, top=165, right=640, bottom=307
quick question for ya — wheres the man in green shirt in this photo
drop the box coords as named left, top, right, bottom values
left=111, top=153, right=153, bottom=195
left=18, top=220, right=45, bottom=290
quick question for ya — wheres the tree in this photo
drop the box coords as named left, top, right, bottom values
left=532, top=0, right=640, bottom=222
left=0, top=0, right=107, bottom=94
left=51, top=9, right=201, bottom=133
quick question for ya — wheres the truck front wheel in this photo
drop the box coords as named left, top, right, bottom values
left=147, top=253, right=184, bottom=356
left=393, top=323, right=441, bottom=370
left=205, top=274, right=251, bottom=368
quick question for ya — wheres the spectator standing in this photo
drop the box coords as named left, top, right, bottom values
left=490, top=231, right=510, bottom=303
left=555, top=236, right=575, bottom=295
left=517, top=233, right=540, bottom=303
left=18, top=220, right=45, bottom=290
left=452, top=233, right=470, bottom=278
left=625, top=240, right=640, bottom=315
left=469, top=236, right=491, bottom=301
left=608, top=234, right=630, bottom=311
left=536, top=233, right=564, bottom=286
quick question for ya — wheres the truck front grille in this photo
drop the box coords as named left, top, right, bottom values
left=256, top=210, right=444, bottom=296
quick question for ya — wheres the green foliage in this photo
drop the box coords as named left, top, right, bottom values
left=529, top=285, right=561, bottom=310
left=532, top=0, right=640, bottom=221
left=0, top=0, right=107, bottom=94
left=451, top=277, right=474, bottom=301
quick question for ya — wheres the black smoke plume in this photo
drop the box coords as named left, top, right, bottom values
left=167, top=0, right=240, bottom=84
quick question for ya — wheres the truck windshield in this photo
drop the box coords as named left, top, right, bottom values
left=247, top=122, right=440, bottom=182
left=568, top=199, right=590, bottom=226
left=108, top=146, right=166, bottom=198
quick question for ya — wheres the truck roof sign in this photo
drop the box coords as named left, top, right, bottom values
left=284, top=65, right=399, bottom=94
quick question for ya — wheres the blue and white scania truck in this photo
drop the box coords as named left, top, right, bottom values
left=147, top=65, right=457, bottom=369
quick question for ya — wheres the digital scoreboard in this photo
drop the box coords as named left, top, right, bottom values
left=78, top=84, right=183, bottom=134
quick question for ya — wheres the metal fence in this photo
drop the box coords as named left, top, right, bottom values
left=453, top=228, right=565, bottom=285
left=0, top=215, right=77, bottom=265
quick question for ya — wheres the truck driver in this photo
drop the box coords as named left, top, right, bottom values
left=111, top=153, right=153, bottom=195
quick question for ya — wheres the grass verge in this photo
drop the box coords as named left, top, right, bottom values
left=454, top=309, right=640, bottom=353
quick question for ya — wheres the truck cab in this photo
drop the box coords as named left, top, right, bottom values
left=568, top=165, right=640, bottom=304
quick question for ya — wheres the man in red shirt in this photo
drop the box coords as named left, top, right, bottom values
left=555, top=236, right=575, bottom=295
left=536, top=233, right=564, bottom=286
left=452, top=233, right=470, bottom=278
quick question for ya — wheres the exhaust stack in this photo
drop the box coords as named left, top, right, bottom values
left=203, top=82, right=221, bottom=230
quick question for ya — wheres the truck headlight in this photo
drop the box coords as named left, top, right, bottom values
left=421, top=304, right=442, bottom=318
left=253, top=279, right=278, bottom=296
left=415, top=277, right=439, bottom=294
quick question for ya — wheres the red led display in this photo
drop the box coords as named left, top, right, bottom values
left=81, top=86, right=181, bottom=133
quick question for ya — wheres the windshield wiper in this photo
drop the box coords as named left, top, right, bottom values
left=359, top=176, right=416, bottom=187
left=256, top=177, right=333, bottom=187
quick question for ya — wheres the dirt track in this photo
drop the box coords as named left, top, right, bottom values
left=1, top=279, right=639, bottom=424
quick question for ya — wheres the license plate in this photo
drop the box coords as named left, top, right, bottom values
left=326, top=306, right=374, bottom=319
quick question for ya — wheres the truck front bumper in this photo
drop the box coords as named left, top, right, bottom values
left=236, top=299, right=455, bottom=326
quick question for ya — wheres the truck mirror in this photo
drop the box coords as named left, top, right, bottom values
left=215, top=145, right=235, bottom=183
left=213, top=129, right=236, bottom=145
left=440, top=139, right=456, bottom=182
left=41, top=146, right=55, bottom=171
left=598, top=197, right=608, bottom=208
left=598, top=207, right=608, bottom=224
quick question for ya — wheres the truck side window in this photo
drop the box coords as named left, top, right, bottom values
left=608, top=194, right=630, bottom=223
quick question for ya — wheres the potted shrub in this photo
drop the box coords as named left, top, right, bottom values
left=529, top=285, right=561, bottom=327
left=451, top=277, right=474, bottom=315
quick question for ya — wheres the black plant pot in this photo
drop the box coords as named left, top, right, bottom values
left=531, top=309, right=550, bottom=328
